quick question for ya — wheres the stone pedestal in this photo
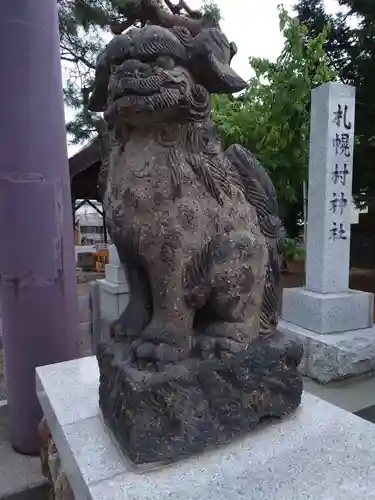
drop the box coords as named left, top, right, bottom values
left=36, top=356, right=375, bottom=500
left=282, top=288, right=373, bottom=334
left=278, top=320, right=375, bottom=383
left=97, top=334, right=302, bottom=466
left=92, top=245, right=129, bottom=344
left=281, top=83, right=375, bottom=383
left=97, top=280, right=129, bottom=326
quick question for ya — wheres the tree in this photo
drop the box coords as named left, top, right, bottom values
left=212, top=7, right=336, bottom=237
left=339, top=0, right=375, bottom=22
left=294, top=0, right=355, bottom=78
left=339, top=0, right=375, bottom=209
left=59, top=0, right=220, bottom=144
left=295, top=0, right=375, bottom=209
left=59, top=0, right=116, bottom=143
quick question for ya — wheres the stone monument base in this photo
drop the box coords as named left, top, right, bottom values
left=278, top=319, right=375, bottom=383
left=282, top=288, right=373, bottom=334
left=97, top=333, right=303, bottom=466
left=36, top=356, right=375, bottom=500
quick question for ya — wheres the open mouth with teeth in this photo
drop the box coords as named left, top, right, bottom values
left=104, top=66, right=190, bottom=123
left=104, top=86, right=183, bottom=124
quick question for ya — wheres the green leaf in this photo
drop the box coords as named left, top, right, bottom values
left=212, top=7, right=336, bottom=235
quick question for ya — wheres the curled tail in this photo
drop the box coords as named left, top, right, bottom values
left=225, top=144, right=282, bottom=335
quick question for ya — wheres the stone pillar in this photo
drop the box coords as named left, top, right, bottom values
left=90, top=246, right=129, bottom=348
left=99, top=246, right=129, bottom=326
left=279, top=83, right=375, bottom=383
left=0, top=0, right=80, bottom=453
left=305, top=83, right=354, bottom=293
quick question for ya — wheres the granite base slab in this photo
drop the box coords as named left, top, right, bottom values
left=282, top=287, right=373, bottom=334
left=37, top=356, right=375, bottom=500
left=278, top=319, right=375, bottom=383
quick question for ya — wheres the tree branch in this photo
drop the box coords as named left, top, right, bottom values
left=60, top=42, right=96, bottom=69
left=164, top=0, right=201, bottom=18
left=110, top=18, right=135, bottom=35
left=109, top=0, right=204, bottom=36
left=61, top=55, right=78, bottom=63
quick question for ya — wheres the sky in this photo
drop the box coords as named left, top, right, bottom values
left=66, top=0, right=343, bottom=157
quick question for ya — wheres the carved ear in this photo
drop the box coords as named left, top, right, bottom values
left=189, top=28, right=247, bottom=94
left=88, top=34, right=134, bottom=112
left=88, top=80, right=108, bottom=113
left=229, top=42, right=238, bottom=62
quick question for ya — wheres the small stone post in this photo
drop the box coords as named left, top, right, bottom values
left=0, top=0, right=80, bottom=453
left=90, top=246, right=130, bottom=348
left=99, top=246, right=129, bottom=327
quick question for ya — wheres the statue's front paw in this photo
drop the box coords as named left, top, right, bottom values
left=132, top=320, right=191, bottom=364
left=110, top=300, right=151, bottom=340
left=193, top=322, right=254, bottom=360
left=193, top=335, right=244, bottom=360
left=133, top=341, right=187, bottom=364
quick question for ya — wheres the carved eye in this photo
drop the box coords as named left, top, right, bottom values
left=155, top=56, right=175, bottom=70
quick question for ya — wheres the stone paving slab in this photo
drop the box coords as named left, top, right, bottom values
left=0, top=404, right=48, bottom=500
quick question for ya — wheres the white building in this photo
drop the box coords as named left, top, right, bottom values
left=76, top=202, right=110, bottom=245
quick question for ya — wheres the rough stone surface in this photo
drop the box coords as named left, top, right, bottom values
left=278, top=320, right=375, bottom=383
left=97, top=333, right=302, bottom=466
left=89, top=18, right=283, bottom=363
left=282, top=287, right=373, bottom=334
left=39, top=417, right=75, bottom=500
left=87, top=5, right=302, bottom=466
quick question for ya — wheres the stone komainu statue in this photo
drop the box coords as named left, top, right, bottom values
left=89, top=1, right=302, bottom=467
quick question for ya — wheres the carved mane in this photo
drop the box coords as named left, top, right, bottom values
left=159, top=115, right=282, bottom=335
left=225, top=145, right=282, bottom=334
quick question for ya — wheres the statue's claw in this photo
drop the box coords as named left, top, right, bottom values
left=133, top=341, right=187, bottom=363
left=193, top=335, right=245, bottom=360
left=131, top=319, right=191, bottom=363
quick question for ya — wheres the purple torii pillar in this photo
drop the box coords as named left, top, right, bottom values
left=0, top=1, right=80, bottom=454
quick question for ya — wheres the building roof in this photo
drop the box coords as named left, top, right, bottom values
left=69, top=138, right=101, bottom=178
left=69, top=138, right=102, bottom=201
